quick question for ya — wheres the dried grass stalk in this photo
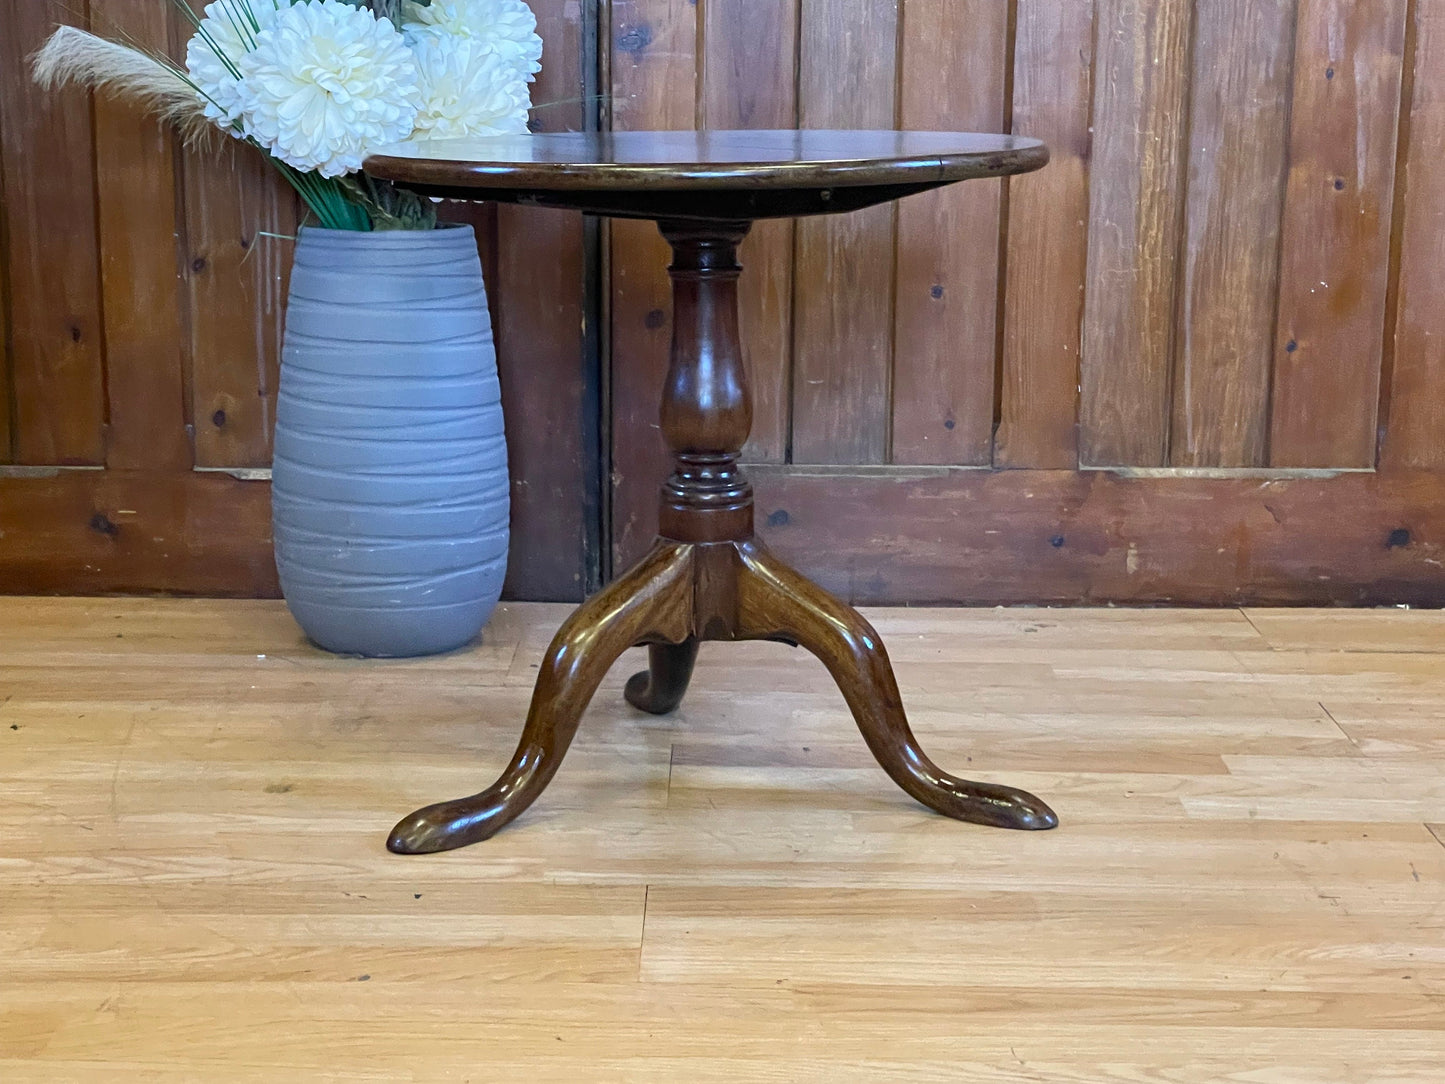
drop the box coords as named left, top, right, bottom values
left=32, top=25, right=217, bottom=146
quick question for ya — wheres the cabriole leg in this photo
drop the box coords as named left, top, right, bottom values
left=735, top=541, right=1058, bottom=831
left=388, top=543, right=696, bottom=854
left=625, top=639, right=701, bottom=715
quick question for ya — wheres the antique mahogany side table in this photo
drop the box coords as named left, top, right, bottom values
left=365, top=131, right=1059, bottom=854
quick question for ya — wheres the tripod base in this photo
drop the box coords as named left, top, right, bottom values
left=387, top=539, right=1057, bottom=855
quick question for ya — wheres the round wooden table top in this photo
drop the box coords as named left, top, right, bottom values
left=364, top=130, right=1049, bottom=221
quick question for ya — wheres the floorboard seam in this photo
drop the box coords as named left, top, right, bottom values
left=1318, top=701, right=1364, bottom=755
left=638, top=884, right=652, bottom=980
left=1238, top=608, right=1274, bottom=648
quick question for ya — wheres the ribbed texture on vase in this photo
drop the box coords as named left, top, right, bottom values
left=273, top=225, right=509, bottom=658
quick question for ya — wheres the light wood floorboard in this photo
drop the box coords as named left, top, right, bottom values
left=1, top=599, right=1443, bottom=1081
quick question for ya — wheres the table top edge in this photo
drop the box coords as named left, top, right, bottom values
left=364, top=130, right=1050, bottom=192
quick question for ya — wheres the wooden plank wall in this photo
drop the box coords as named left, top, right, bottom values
left=608, top=0, right=1444, bottom=578
left=0, top=0, right=595, bottom=600
left=5, top=0, right=1445, bottom=604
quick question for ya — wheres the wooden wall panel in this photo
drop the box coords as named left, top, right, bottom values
left=702, top=0, right=799, bottom=466
left=609, top=0, right=698, bottom=569
left=93, top=0, right=190, bottom=474
left=0, top=471, right=277, bottom=596
left=183, top=149, right=297, bottom=469
left=790, top=0, right=900, bottom=466
left=1270, top=0, right=1408, bottom=468
left=0, top=95, right=11, bottom=464
left=0, top=0, right=106, bottom=466
left=994, top=0, right=1095, bottom=470
left=1079, top=0, right=1193, bottom=468
left=890, top=0, right=1008, bottom=467
left=494, top=0, right=595, bottom=600
left=1385, top=0, right=1445, bottom=470
left=753, top=468, right=1445, bottom=607
left=1169, top=0, right=1294, bottom=468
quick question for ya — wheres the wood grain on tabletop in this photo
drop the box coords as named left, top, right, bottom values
left=2, top=597, right=1442, bottom=1081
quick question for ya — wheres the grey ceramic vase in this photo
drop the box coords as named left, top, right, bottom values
left=272, top=224, right=509, bottom=658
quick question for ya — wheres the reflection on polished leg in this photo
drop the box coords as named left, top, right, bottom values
left=735, top=540, right=1058, bottom=831
left=387, top=542, right=695, bottom=854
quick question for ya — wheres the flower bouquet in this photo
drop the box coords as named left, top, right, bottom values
left=36, top=1, right=543, bottom=657
left=36, top=0, right=542, bottom=230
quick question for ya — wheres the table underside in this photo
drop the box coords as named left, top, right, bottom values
left=389, top=180, right=958, bottom=220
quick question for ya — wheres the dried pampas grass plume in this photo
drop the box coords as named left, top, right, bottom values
left=32, top=25, right=217, bottom=146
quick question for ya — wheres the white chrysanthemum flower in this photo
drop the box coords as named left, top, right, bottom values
left=402, top=0, right=543, bottom=83
left=235, top=0, right=423, bottom=177
left=185, top=0, right=283, bottom=129
left=410, top=34, right=531, bottom=140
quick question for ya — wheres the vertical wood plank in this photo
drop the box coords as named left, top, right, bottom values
left=790, top=0, right=900, bottom=466
left=1079, top=0, right=1192, bottom=468
left=92, top=0, right=191, bottom=473
left=183, top=146, right=298, bottom=468
left=890, top=0, right=1008, bottom=466
left=1270, top=0, right=1408, bottom=468
left=1385, top=0, right=1445, bottom=469
left=179, top=0, right=297, bottom=471
left=495, top=0, right=594, bottom=600
left=1170, top=0, right=1295, bottom=467
left=0, top=0, right=107, bottom=465
left=0, top=98, right=11, bottom=463
left=994, top=0, right=1095, bottom=470
left=609, top=0, right=698, bottom=569
left=496, top=205, right=589, bottom=598
left=702, top=0, right=799, bottom=466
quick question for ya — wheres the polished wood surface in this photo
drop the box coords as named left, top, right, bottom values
left=4, top=598, right=1445, bottom=1080
left=365, top=131, right=1047, bottom=222
left=388, top=542, right=696, bottom=853
left=366, top=130, right=1049, bottom=190
left=383, top=203, right=1055, bottom=852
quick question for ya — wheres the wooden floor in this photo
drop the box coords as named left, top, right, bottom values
left=1, top=599, right=1443, bottom=1081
